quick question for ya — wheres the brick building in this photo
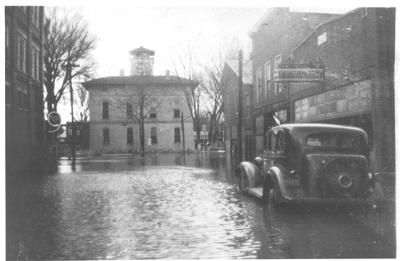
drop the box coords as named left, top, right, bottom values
left=83, top=47, right=197, bottom=154
left=248, top=8, right=339, bottom=154
left=289, top=8, right=395, bottom=172
left=5, top=6, right=45, bottom=176
left=220, top=60, right=253, bottom=160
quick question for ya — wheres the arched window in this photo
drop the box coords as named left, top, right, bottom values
left=149, top=99, right=157, bottom=119
left=172, top=98, right=181, bottom=118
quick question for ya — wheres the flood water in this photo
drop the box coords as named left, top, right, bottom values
left=6, top=153, right=395, bottom=259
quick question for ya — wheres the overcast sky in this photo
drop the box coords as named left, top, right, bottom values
left=56, top=6, right=354, bottom=78
left=47, top=5, right=354, bottom=120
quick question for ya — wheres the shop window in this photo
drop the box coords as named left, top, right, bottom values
left=126, top=103, right=133, bottom=118
left=102, top=101, right=109, bottom=119
left=127, top=127, right=133, bottom=145
left=174, top=127, right=181, bottom=143
left=103, top=128, right=110, bottom=145
left=151, top=127, right=157, bottom=144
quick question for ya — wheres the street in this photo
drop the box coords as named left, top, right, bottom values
left=7, top=153, right=395, bottom=259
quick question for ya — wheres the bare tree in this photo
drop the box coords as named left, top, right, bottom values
left=44, top=8, right=96, bottom=115
left=172, top=48, right=202, bottom=148
left=75, top=83, right=89, bottom=122
left=201, top=42, right=241, bottom=144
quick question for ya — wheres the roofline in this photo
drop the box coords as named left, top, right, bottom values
left=291, top=8, right=361, bottom=56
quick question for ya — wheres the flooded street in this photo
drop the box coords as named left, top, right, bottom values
left=7, top=153, right=395, bottom=259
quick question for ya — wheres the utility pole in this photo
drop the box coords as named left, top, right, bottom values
left=181, top=111, right=186, bottom=163
left=67, top=60, right=79, bottom=168
left=237, top=50, right=243, bottom=162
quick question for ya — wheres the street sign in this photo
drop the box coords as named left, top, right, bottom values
left=48, top=111, right=61, bottom=127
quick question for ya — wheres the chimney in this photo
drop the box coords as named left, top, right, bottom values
left=119, top=69, right=125, bottom=76
left=165, top=70, right=170, bottom=79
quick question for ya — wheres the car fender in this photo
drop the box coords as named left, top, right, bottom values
left=236, top=161, right=260, bottom=188
left=268, top=166, right=292, bottom=201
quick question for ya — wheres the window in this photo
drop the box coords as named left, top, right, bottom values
left=276, top=132, right=287, bottom=153
left=5, top=23, right=10, bottom=62
left=6, top=82, right=11, bottom=106
left=234, top=88, right=238, bottom=113
left=149, top=100, right=157, bottom=119
left=317, top=32, right=327, bottom=46
left=103, top=128, right=110, bottom=145
left=274, top=55, right=283, bottom=94
left=256, top=67, right=262, bottom=102
left=174, top=127, right=181, bottom=143
left=172, top=99, right=180, bottom=118
left=126, top=103, right=133, bottom=118
left=264, top=62, right=271, bottom=99
left=149, top=107, right=156, bottom=118
left=17, top=32, right=27, bottom=73
left=17, top=89, right=28, bottom=109
left=127, top=127, right=133, bottom=145
left=245, top=95, right=250, bottom=118
left=102, top=101, right=109, bottom=119
left=31, top=7, right=40, bottom=28
left=31, top=45, right=40, bottom=81
left=174, top=109, right=180, bottom=118
left=151, top=127, right=157, bottom=144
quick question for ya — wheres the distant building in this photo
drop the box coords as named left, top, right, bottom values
left=220, top=60, right=253, bottom=160
left=83, top=47, right=198, bottom=154
left=5, top=6, right=45, bottom=176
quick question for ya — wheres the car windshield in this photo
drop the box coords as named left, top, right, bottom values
left=305, top=132, right=363, bottom=151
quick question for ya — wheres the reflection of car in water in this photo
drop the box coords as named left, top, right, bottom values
left=235, top=123, right=383, bottom=207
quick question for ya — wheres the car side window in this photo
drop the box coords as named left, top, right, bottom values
left=270, top=133, right=277, bottom=153
left=276, top=131, right=287, bottom=153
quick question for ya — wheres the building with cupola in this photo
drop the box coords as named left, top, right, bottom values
left=83, top=47, right=197, bottom=154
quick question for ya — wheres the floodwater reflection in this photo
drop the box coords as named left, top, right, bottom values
left=7, top=153, right=395, bottom=259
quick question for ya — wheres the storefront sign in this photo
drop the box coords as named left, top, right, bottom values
left=295, top=80, right=372, bottom=122
left=274, top=68, right=324, bottom=82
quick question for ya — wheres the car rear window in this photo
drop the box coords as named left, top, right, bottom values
left=305, top=132, right=362, bottom=151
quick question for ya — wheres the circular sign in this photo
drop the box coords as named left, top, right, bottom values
left=48, top=111, right=61, bottom=127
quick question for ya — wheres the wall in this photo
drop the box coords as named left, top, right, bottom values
left=88, top=83, right=194, bottom=153
left=5, top=6, right=45, bottom=176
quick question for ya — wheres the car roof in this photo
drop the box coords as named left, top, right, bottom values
left=268, top=123, right=367, bottom=137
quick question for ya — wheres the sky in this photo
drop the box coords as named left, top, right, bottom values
left=54, top=6, right=355, bottom=78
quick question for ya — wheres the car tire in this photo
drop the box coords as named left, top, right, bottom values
left=236, top=168, right=249, bottom=192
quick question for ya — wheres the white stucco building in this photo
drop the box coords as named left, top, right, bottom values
left=83, top=47, right=197, bottom=154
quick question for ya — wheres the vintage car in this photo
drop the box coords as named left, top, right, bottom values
left=235, top=123, right=381, bottom=207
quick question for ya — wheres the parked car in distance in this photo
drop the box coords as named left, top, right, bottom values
left=235, top=123, right=382, bottom=207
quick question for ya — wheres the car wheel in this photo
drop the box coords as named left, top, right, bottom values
left=236, top=168, right=249, bottom=192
